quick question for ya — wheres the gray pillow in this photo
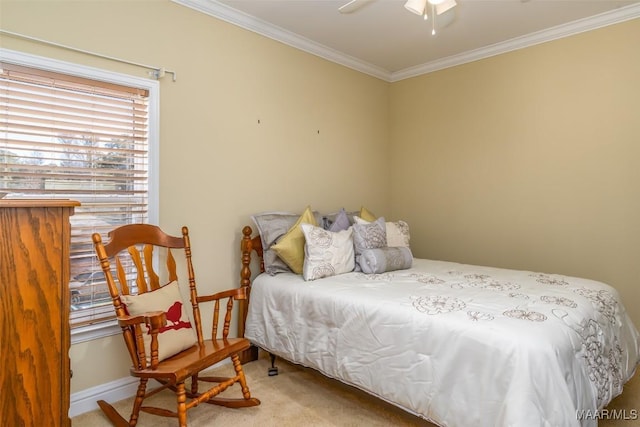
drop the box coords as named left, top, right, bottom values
left=322, top=208, right=358, bottom=230
left=359, top=246, right=413, bottom=274
left=328, top=208, right=351, bottom=232
left=352, top=217, right=387, bottom=271
left=354, top=217, right=411, bottom=248
left=251, top=212, right=298, bottom=275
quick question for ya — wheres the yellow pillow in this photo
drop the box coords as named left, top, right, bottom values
left=359, top=206, right=377, bottom=222
left=272, top=206, right=318, bottom=274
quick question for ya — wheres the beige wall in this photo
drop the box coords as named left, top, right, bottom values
left=1, top=0, right=390, bottom=393
left=390, top=19, right=640, bottom=325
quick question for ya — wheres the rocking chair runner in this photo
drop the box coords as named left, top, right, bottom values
left=92, top=224, right=260, bottom=427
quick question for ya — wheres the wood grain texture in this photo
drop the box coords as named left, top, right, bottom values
left=238, top=226, right=261, bottom=364
left=0, top=200, right=78, bottom=427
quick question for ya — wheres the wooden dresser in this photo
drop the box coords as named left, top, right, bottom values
left=0, top=199, right=80, bottom=427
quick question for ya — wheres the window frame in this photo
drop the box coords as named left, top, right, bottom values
left=1, top=48, right=160, bottom=343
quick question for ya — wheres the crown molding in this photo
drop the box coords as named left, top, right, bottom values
left=391, top=3, right=640, bottom=82
left=172, top=0, right=640, bottom=83
left=172, top=0, right=390, bottom=81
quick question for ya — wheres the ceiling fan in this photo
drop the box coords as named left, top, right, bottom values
left=339, top=0, right=457, bottom=35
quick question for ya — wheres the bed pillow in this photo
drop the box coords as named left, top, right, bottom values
left=120, top=281, right=197, bottom=363
left=328, top=208, right=351, bottom=232
left=251, top=211, right=299, bottom=275
left=359, top=247, right=413, bottom=274
left=359, top=206, right=377, bottom=222
left=354, top=217, right=411, bottom=248
left=301, top=223, right=354, bottom=281
left=252, top=210, right=322, bottom=275
left=352, top=217, right=387, bottom=271
left=386, top=220, right=411, bottom=247
left=322, top=209, right=359, bottom=230
left=271, top=206, right=318, bottom=274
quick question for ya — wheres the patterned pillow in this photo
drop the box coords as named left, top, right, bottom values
left=354, top=217, right=411, bottom=248
left=386, top=220, right=411, bottom=247
left=301, top=223, right=355, bottom=281
left=120, top=281, right=197, bottom=362
left=271, top=206, right=318, bottom=274
left=359, top=247, right=413, bottom=274
left=352, top=217, right=387, bottom=271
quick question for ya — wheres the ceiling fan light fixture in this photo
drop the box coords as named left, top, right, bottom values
left=404, top=0, right=427, bottom=16
left=435, top=0, right=456, bottom=15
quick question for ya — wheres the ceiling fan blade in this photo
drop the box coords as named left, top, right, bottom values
left=339, top=0, right=375, bottom=14
left=435, top=0, right=456, bottom=15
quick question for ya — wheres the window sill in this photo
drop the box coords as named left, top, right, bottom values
left=71, top=321, right=121, bottom=345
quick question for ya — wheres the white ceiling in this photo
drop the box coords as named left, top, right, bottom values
left=173, top=0, right=640, bottom=81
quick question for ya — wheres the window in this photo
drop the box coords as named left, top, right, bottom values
left=0, top=50, right=158, bottom=340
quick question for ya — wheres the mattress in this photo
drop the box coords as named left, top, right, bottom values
left=245, top=258, right=640, bottom=427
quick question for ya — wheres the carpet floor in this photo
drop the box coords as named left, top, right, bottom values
left=72, top=351, right=639, bottom=426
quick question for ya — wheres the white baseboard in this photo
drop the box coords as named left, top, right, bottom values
left=69, top=376, right=139, bottom=418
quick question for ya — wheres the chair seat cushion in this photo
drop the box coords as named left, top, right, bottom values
left=121, top=281, right=197, bottom=363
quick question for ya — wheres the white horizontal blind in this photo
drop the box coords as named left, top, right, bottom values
left=0, top=61, right=150, bottom=327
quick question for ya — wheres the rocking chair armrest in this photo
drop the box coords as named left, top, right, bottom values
left=116, top=310, right=167, bottom=328
left=197, top=287, right=248, bottom=304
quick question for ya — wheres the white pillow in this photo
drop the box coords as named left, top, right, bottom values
left=301, top=223, right=355, bottom=281
left=354, top=217, right=410, bottom=248
left=121, top=280, right=197, bottom=363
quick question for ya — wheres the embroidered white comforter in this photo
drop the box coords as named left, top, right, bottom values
left=245, top=259, right=640, bottom=427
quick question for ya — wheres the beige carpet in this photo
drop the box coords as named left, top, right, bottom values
left=73, top=351, right=639, bottom=426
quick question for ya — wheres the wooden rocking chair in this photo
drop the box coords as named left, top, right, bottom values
left=92, top=224, right=260, bottom=426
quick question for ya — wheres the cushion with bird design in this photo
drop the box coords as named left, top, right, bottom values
left=121, top=280, right=197, bottom=363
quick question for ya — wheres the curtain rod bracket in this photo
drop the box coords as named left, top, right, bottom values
left=149, top=68, right=177, bottom=81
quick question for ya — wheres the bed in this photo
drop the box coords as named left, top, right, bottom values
left=238, top=211, right=640, bottom=427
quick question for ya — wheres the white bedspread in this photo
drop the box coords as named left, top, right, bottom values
left=245, top=258, right=640, bottom=427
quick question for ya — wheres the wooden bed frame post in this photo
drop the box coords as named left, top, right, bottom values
left=238, top=226, right=261, bottom=363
